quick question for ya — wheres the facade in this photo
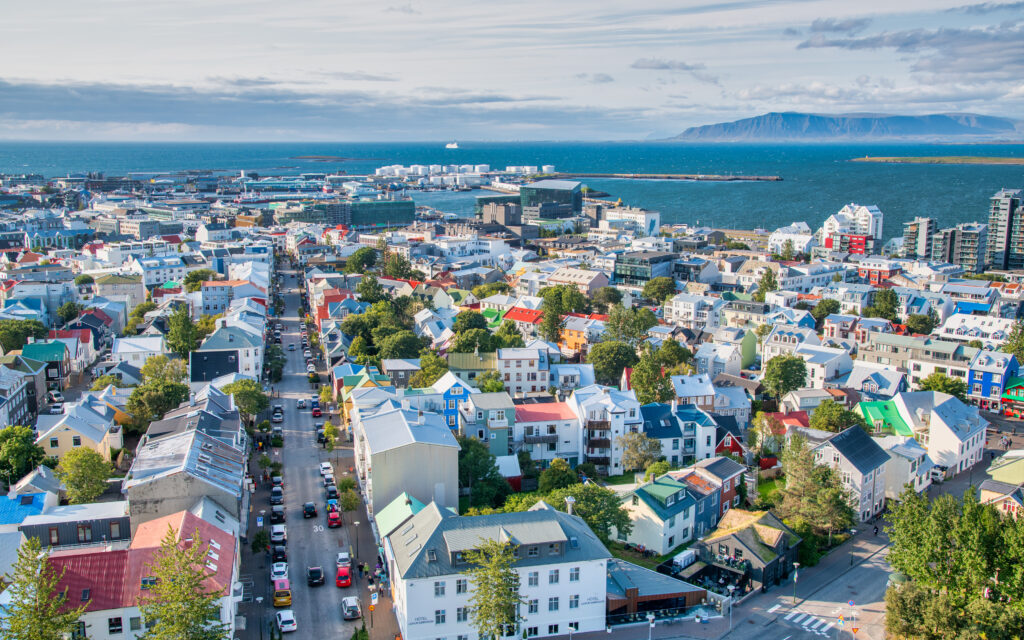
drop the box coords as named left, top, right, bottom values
left=93, top=273, right=146, bottom=309
left=902, top=216, right=936, bottom=259
left=613, top=251, right=674, bottom=287
left=513, top=402, right=581, bottom=468
left=618, top=474, right=695, bottom=555
left=931, top=223, right=988, bottom=273
left=967, top=351, right=1018, bottom=411
left=811, top=426, right=889, bottom=521
left=568, top=385, right=643, bottom=475
left=459, top=392, right=514, bottom=457
left=497, top=347, right=550, bottom=396
left=985, top=188, right=1023, bottom=271
left=692, top=509, right=800, bottom=592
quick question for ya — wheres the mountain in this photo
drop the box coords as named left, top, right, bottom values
left=669, top=112, right=1021, bottom=141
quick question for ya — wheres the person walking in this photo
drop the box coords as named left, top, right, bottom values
left=873, top=525, right=879, bottom=536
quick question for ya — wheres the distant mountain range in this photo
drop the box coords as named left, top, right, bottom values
left=668, top=112, right=1022, bottom=141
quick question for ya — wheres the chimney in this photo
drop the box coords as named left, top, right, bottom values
left=190, top=392, right=196, bottom=406
left=671, top=399, right=678, bottom=412
left=564, top=495, right=576, bottom=515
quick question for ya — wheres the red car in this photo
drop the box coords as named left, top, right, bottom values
left=336, top=566, right=351, bottom=587
left=312, top=407, right=322, bottom=417
left=327, top=510, right=342, bottom=528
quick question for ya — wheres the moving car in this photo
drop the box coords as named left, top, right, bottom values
left=288, top=343, right=296, bottom=351
left=272, top=411, right=284, bottom=423
left=336, top=551, right=351, bottom=569
left=296, top=398, right=306, bottom=409
left=341, top=596, right=361, bottom=620
left=270, top=487, right=283, bottom=505
left=272, top=545, right=287, bottom=562
left=307, top=364, right=316, bottom=375
left=306, top=566, right=325, bottom=587
left=270, top=524, right=287, bottom=544
left=276, top=610, right=297, bottom=633
left=316, top=429, right=326, bottom=444
left=270, top=562, right=288, bottom=581
left=319, top=462, right=332, bottom=476
left=311, top=405, right=322, bottom=416
left=270, top=505, right=285, bottom=523
left=302, top=502, right=317, bottom=518
left=335, top=565, right=351, bottom=587
left=272, top=579, right=292, bottom=607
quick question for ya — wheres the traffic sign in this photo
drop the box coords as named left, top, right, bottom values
left=371, top=593, right=379, bottom=606
left=256, top=516, right=263, bottom=527
left=369, top=605, right=375, bottom=612
left=848, top=600, right=855, bottom=607
left=838, top=619, right=844, bottom=627
left=852, top=629, right=859, bottom=634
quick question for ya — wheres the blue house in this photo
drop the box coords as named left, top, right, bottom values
left=969, top=351, right=1019, bottom=412
left=639, top=402, right=719, bottom=466
left=671, top=470, right=721, bottom=537
left=404, top=371, right=478, bottom=429
left=766, top=306, right=816, bottom=330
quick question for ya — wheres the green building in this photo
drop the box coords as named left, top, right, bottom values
left=519, top=179, right=583, bottom=213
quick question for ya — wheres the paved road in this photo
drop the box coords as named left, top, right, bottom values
left=240, top=265, right=361, bottom=639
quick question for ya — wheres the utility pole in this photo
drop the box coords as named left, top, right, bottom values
left=792, top=562, right=800, bottom=606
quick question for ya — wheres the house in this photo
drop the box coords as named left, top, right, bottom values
left=780, top=388, right=834, bottom=414
left=380, top=358, right=421, bottom=388
left=811, top=426, right=889, bottom=521
left=979, top=479, right=1024, bottom=519
left=558, top=315, right=604, bottom=359
left=425, top=371, right=479, bottom=429
left=967, top=351, right=1018, bottom=411
left=826, top=362, right=907, bottom=400
left=568, top=385, right=643, bottom=475
left=670, top=374, right=715, bottom=412
left=711, top=414, right=747, bottom=458
left=21, top=339, right=71, bottom=391
left=547, top=266, right=609, bottom=295
left=794, top=344, right=853, bottom=388
left=617, top=474, right=695, bottom=554
left=877, top=436, right=933, bottom=500
left=548, top=363, right=596, bottom=395
left=497, top=347, right=550, bottom=396
left=198, top=326, right=262, bottom=377
left=987, top=450, right=1024, bottom=485
left=447, top=351, right=497, bottom=387
left=0, top=354, right=47, bottom=419
left=386, top=501, right=611, bottom=640
left=459, top=392, right=515, bottom=457
left=639, top=402, right=717, bottom=466
left=93, top=273, right=146, bottom=309
left=0, top=365, right=32, bottom=428
left=690, top=509, right=800, bottom=592
left=669, top=470, right=721, bottom=537
left=688, top=456, right=747, bottom=518
left=111, top=335, right=167, bottom=367
left=34, top=397, right=124, bottom=462
left=711, top=326, right=757, bottom=369
left=693, top=342, right=742, bottom=378
left=103, top=362, right=144, bottom=387
left=19, top=501, right=131, bottom=548
left=188, top=350, right=240, bottom=390
left=712, top=385, right=751, bottom=429
left=513, top=401, right=582, bottom=468
left=762, top=326, right=821, bottom=362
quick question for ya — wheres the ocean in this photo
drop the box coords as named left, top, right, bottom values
left=1, top=141, right=1022, bottom=240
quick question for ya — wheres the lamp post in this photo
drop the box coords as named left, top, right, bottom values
left=792, top=562, right=800, bottom=606
left=353, top=521, right=361, bottom=559
left=647, top=613, right=655, bottom=640
left=727, top=585, right=736, bottom=630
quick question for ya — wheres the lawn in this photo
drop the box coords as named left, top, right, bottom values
left=602, top=472, right=639, bottom=486
left=609, top=540, right=693, bottom=571
left=757, top=477, right=782, bottom=507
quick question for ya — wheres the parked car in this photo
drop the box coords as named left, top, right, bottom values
left=327, top=509, right=341, bottom=528
left=307, top=566, right=325, bottom=587
left=270, top=505, right=285, bottom=523
left=325, top=485, right=338, bottom=500
left=270, top=524, right=287, bottom=544
left=317, top=429, right=326, bottom=444
left=335, top=566, right=351, bottom=587
left=931, top=465, right=948, bottom=483
left=307, top=364, right=316, bottom=374
left=272, top=412, right=284, bottom=423
left=341, top=596, right=361, bottom=620
left=270, top=562, right=288, bottom=581
left=47, top=391, right=64, bottom=403
left=272, top=579, right=292, bottom=607
left=270, top=487, right=284, bottom=505
left=323, top=473, right=335, bottom=487
left=336, top=551, right=351, bottom=569
left=311, top=406, right=321, bottom=416
left=49, top=403, right=65, bottom=415
left=276, top=610, right=297, bottom=633
left=271, top=475, right=284, bottom=487
left=302, top=502, right=317, bottom=518
left=272, top=545, right=288, bottom=562
left=319, top=462, right=332, bottom=476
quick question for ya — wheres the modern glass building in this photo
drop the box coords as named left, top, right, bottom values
left=518, top=179, right=583, bottom=213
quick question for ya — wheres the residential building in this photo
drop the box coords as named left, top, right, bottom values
left=110, top=335, right=167, bottom=366
left=691, top=509, right=800, bottom=592
left=459, top=392, right=515, bottom=457
left=967, top=351, right=1018, bottom=411
left=639, top=402, right=717, bottom=465
left=21, top=339, right=71, bottom=391
left=693, top=342, right=741, bottom=378
left=670, top=374, right=716, bottom=412
left=686, top=457, right=747, bottom=518
left=979, top=479, right=1024, bottom=519
left=380, top=358, right=421, bottom=388
left=19, top=501, right=131, bottom=548
left=902, top=216, right=936, bottom=259
left=985, top=188, right=1023, bottom=271
left=762, top=325, right=821, bottom=362
left=513, top=401, right=581, bottom=467
left=856, top=257, right=903, bottom=285
left=818, top=203, right=883, bottom=255
left=931, top=223, right=988, bottom=273
left=547, top=267, right=610, bottom=296
left=936, top=314, right=1015, bottom=350
left=93, top=273, right=146, bottom=309
left=767, top=222, right=817, bottom=255
left=497, top=347, right=550, bottom=396
left=198, top=326, right=262, bottom=377
left=35, top=396, right=124, bottom=461
left=811, top=426, right=889, bottom=521
left=794, top=344, right=853, bottom=387
left=568, top=385, right=643, bottom=475
left=617, top=474, right=695, bottom=554
left=877, top=436, right=933, bottom=500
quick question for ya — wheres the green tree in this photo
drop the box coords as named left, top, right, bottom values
left=545, top=483, right=633, bottom=543
left=917, top=372, right=968, bottom=402
left=586, top=340, right=638, bottom=386
left=448, top=328, right=494, bottom=354
left=90, top=374, right=132, bottom=391
left=166, top=305, right=198, bottom=357
left=408, top=350, right=448, bottom=387
left=808, top=399, right=867, bottom=433
left=474, top=370, right=506, bottom=393
left=471, top=281, right=511, bottom=299
left=182, top=268, right=216, bottom=293
left=463, top=540, right=524, bottom=640
left=55, top=447, right=113, bottom=504
left=356, top=274, right=387, bottom=304
left=616, top=431, right=662, bottom=472
left=657, top=339, right=691, bottom=368
left=382, top=253, right=418, bottom=280
left=0, top=426, right=46, bottom=486
left=776, top=435, right=854, bottom=542
left=864, top=288, right=899, bottom=322
left=124, top=301, right=158, bottom=335
left=592, top=286, right=623, bottom=313
left=1, top=536, right=87, bottom=640
left=967, top=338, right=984, bottom=349
left=642, top=276, right=677, bottom=303
left=539, top=284, right=589, bottom=314
left=630, top=349, right=673, bottom=405
left=537, top=299, right=565, bottom=344
left=905, top=313, right=937, bottom=335
left=538, top=458, right=577, bottom=493
left=604, top=304, right=658, bottom=346
left=345, top=247, right=377, bottom=274
left=644, top=460, right=671, bottom=482
left=810, top=298, right=841, bottom=325
left=141, top=354, right=188, bottom=385
left=453, top=310, right=488, bottom=333
left=750, top=411, right=785, bottom=455
left=195, top=314, right=220, bottom=342
left=222, top=379, right=269, bottom=425
left=781, top=239, right=795, bottom=260
left=0, top=319, right=48, bottom=352
left=1003, top=319, right=1024, bottom=361
left=126, top=380, right=190, bottom=429
left=140, top=526, right=229, bottom=640
left=265, top=344, right=286, bottom=382
left=339, top=489, right=360, bottom=511
left=323, top=420, right=338, bottom=452
left=493, top=320, right=525, bottom=349
left=56, top=302, right=83, bottom=324
left=752, top=266, right=778, bottom=302
left=456, top=436, right=509, bottom=509
left=74, top=274, right=94, bottom=286
left=377, top=330, right=424, bottom=360
left=724, top=241, right=750, bottom=250
left=762, top=355, right=807, bottom=399
left=250, top=529, right=269, bottom=555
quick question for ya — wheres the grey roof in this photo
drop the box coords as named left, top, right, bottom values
left=826, top=426, right=890, bottom=475
left=979, top=479, right=1022, bottom=496
left=381, top=358, right=421, bottom=372
left=200, top=325, right=261, bottom=350
left=124, top=430, right=244, bottom=498
left=468, top=392, right=514, bottom=410
left=389, top=501, right=610, bottom=580
left=361, top=408, right=460, bottom=455
left=20, top=501, right=128, bottom=527
left=606, top=558, right=704, bottom=599
left=189, top=349, right=240, bottom=383
left=524, top=179, right=581, bottom=190
left=693, top=456, right=746, bottom=481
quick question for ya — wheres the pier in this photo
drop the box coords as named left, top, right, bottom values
left=552, top=172, right=782, bottom=182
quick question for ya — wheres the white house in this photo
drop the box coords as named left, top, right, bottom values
left=110, top=335, right=167, bottom=366
left=693, top=342, right=741, bottom=378
left=513, top=402, right=582, bottom=468
left=567, top=385, right=643, bottom=475
left=811, top=426, right=889, bottom=522
left=794, top=344, right=853, bottom=387
left=497, top=347, right=550, bottom=396
left=767, top=222, right=817, bottom=255
left=617, top=474, right=695, bottom=555
left=891, top=391, right=987, bottom=478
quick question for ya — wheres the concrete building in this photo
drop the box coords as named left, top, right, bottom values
left=93, top=273, right=146, bottom=309
left=903, top=216, right=936, bottom=259
left=931, top=223, right=988, bottom=273
left=986, top=188, right=1024, bottom=271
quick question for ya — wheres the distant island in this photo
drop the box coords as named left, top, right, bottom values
left=669, top=112, right=1021, bottom=141
left=293, top=155, right=348, bottom=161
left=853, top=156, right=1024, bottom=166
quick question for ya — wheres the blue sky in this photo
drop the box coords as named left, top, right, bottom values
left=1, top=0, right=1022, bottom=140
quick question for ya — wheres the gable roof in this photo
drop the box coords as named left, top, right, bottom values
left=823, top=425, right=890, bottom=474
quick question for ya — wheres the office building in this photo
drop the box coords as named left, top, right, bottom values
left=902, top=216, right=936, bottom=259
left=519, top=180, right=583, bottom=214
left=986, top=189, right=1024, bottom=271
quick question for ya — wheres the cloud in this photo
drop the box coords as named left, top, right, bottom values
left=809, top=17, right=872, bottom=34
left=782, top=27, right=802, bottom=36
left=730, top=79, right=1015, bottom=108
left=384, top=3, right=419, bottom=14
left=575, top=73, right=614, bottom=84
left=318, top=71, right=398, bottom=82
left=948, top=1, right=1024, bottom=14
left=630, top=58, right=720, bottom=84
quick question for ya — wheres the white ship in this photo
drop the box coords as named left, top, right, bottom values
left=445, top=141, right=459, bottom=149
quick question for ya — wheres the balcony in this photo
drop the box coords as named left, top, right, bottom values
left=587, top=437, right=611, bottom=448
left=587, top=420, right=611, bottom=431
left=587, top=456, right=611, bottom=466
left=523, top=434, right=558, bottom=445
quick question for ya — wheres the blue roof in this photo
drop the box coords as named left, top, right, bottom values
left=954, top=301, right=992, bottom=314
left=0, top=492, right=46, bottom=525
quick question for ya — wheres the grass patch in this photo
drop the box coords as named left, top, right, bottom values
left=757, top=477, right=782, bottom=507
left=608, top=540, right=693, bottom=571
left=602, top=472, right=638, bottom=486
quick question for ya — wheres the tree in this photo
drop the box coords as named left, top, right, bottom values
left=644, top=460, right=671, bottom=482
left=55, top=447, right=112, bottom=504
left=195, top=314, right=219, bottom=342
left=323, top=420, right=338, bottom=452
left=539, top=284, right=589, bottom=314
left=750, top=411, right=785, bottom=455
left=0, top=426, right=46, bottom=487
left=808, top=399, right=867, bottom=433
left=537, top=298, right=566, bottom=344
left=657, top=339, right=691, bottom=368
left=630, top=349, right=673, bottom=405
left=810, top=298, right=841, bottom=325
left=864, top=288, right=899, bottom=322
left=762, top=355, right=807, bottom=399
left=222, top=379, right=269, bottom=425
left=752, top=266, right=778, bottom=302
left=545, top=483, right=633, bottom=542
left=905, top=313, right=936, bottom=335
left=382, top=252, right=418, bottom=280
left=453, top=310, right=488, bottom=333
left=471, top=281, right=511, bottom=299
left=0, top=319, right=47, bottom=352
left=474, top=370, right=506, bottom=393
left=1, top=536, right=87, bottom=640
left=56, top=301, right=83, bottom=324
left=356, top=274, right=387, bottom=304
left=592, top=286, right=623, bottom=313
left=967, top=338, right=985, bottom=349
left=616, top=431, right=662, bottom=472
left=776, top=435, right=854, bottom=542
left=463, top=540, right=524, bottom=640
left=126, top=380, right=189, bottom=428
left=781, top=239, right=795, bottom=260
left=604, top=304, right=658, bottom=346
left=642, top=276, right=676, bottom=302
left=448, top=328, right=494, bottom=354
left=124, top=301, right=157, bottom=335
left=754, top=322, right=772, bottom=347
left=90, top=374, right=132, bottom=391
left=166, top=305, right=198, bottom=358
left=377, top=330, right=424, bottom=360
left=139, top=526, right=229, bottom=640
left=182, top=268, right=216, bottom=293
left=917, top=372, right=968, bottom=402
left=493, top=320, right=525, bottom=349
left=538, top=458, right=577, bottom=493
left=1004, top=319, right=1024, bottom=361
left=408, top=350, right=449, bottom=387
left=74, top=274, right=94, bottom=286
left=456, top=436, right=509, bottom=509
left=339, top=489, right=360, bottom=511
left=345, top=247, right=377, bottom=274
left=724, top=241, right=750, bottom=250
left=587, top=341, right=638, bottom=386
left=141, top=355, right=188, bottom=385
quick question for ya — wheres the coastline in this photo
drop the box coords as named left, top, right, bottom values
left=852, top=156, right=1024, bottom=166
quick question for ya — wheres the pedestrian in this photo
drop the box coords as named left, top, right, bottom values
left=367, top=576, right=374, bottom=587
left=873, top=525, right=879, bottom=536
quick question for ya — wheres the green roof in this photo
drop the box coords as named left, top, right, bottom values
left=448, top=351, right=497, bottom=371
left=641, top=476, right=687, bottom=503
left=161, top=281, right=181, bottom=289
left=722, top=291, right=753, bottom=302
left=1002, top=376, right=1024, bottom=402
left=22, top=341, right=67, bottom=362
left=95, top=273, right=142, bottom=285
left=858, top=400, right=912, bottom=437
left=374, top=492, right=426, bottom=538
left=481, top=308, right=506, bottom=328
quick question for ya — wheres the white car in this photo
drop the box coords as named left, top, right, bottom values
left=270, top=524, right=287, bottom=544
left=271, top=562, right=288, bottom=581
left=47, top=391, right=64, bottom=403
left=49, top=403, right=65, bottom=415
left=336, top=551, right=351, bottom=569
left=323, top=473, right=335, bottom=487
left=303, top=350, right=312, bottom=359
left=276, top=610, right=297, bottom=633
left=296, top=398, right=306, bottom=409
left=319, top=462, right=332, bottom=476
left=306, top=364, right=316, bottom=373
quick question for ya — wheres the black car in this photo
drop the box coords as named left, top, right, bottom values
left=302, top=502, right=317, bottom=518
left=270, top=505, right=285, bottom=523
left=274, top=337, right=282, bottom=344
left=325, top=485, right=338, bottom=500
left=270, top=486, right=283, bottom=505
left=316, top=429, right=326, bottom=444
left=272, top=545, right=287, bottom=562
left=271, top=475, right=284, bottom=487
left=306, top=566, right=325, bottom=587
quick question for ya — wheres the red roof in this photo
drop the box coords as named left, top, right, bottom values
left=514, top=402, right=576, bottom=422
left=82, top=308, right=113, bottom=326
left=503, top=307, right=544, bottom=324
left=48, top=328, right=91, bottom=345
left=767, top=410, right=810, bottom=432
left=50, top=549, right=132, bottom=612
left=160, top=234, right=183, bottom=244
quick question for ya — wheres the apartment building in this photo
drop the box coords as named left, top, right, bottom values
left=986, top=188, right=1024, bottom=271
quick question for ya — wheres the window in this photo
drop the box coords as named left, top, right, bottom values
left=435, top=610, right=446, bottom=625
left=527, top=546, right=539, bottom=557
left=452, top=386, right=463, bottom=395
left=528, top=599, right=538, bottom=614
left=49, top=437, right=58, bottom=449
left=569, top=567, right=580, bottom=582
left=569, top=622, right=579, bottom=631
left=456, top=608, right=468, bottom=623
left=528, top=571, right=538, bottom=586
left=130, top=617, right=142, bottom=632
left=668, top=535, right=675, bottom=546
left=72, top=622, right=86, bottom=640
left=548, top=597, right=559, bottom=611
left=49, top=527, right=58, bottom=545
left=110, top=522, right=121, bottom=539
left=718, top=543, right=728, bottom=555
left=672, top=439, right=679, bottom=450
left=448, top=400, right=457, bottom=410
left=549, top=569, right=559, bottom=584
left=448, top=415, right=456, bottom=427
left=526, top=628, right=538, bottom=638
left=569, top=595, right=579, bottom=609
left=456, top=578, right=467, bottom=594
left=434, top=581, right=445, bottom=597
left=77, top=525, right=92, bottom=543
left=108, top=617, right=123, bottom=634
left=548, top=543, right=559, bottom=555
left=548, top=625, right=559, bottom=635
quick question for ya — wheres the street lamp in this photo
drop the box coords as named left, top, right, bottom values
left=727, top=585, right=736, bottom=630
left=647, top=613, right=655, bottom=640
left=353, top=521, right=361, bottom=559
left=792, top=562, right=800, bottom=606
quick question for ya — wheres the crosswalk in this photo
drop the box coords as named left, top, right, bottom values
left=782, top=608, right=836, bottom=636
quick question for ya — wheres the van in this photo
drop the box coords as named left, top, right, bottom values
left=273, top=579, right=292, bottom=607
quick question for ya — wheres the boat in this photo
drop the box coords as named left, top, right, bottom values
left=445, top=141, right=459, bottom=149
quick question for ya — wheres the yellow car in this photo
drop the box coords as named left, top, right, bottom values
left=273, top=579, right=292, bottom=607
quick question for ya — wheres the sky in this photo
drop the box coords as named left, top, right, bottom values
left=1, top=0, right=1022, bottom=141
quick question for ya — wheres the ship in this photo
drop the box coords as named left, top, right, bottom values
left=445, top=141, right=459, bottom=149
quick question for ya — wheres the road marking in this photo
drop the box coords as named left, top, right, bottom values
left=819, top=622, right=834, bottom=634
left=792, top=614, right=808, bottom=624
left=805, top=618, right=824, bottom=630
left=767, top=604, right=781, bottom=614
left=784, top=610, right=800, bottom=621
